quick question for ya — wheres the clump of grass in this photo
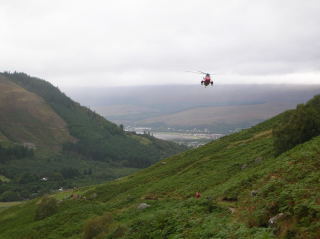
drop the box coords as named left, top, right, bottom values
left=105, top=224, right=128, bottom=239
left=35, top=195, right=58, bottom=220
left=83, top=212, right=113, bottom=239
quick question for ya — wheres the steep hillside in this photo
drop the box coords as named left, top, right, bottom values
left=2, top=72, right=185, bottom=167
left=1, top=96, right=320, bottom=238
left=0, top=72, right=186, bottom=201
left=0, top=76, right=74, bottom=152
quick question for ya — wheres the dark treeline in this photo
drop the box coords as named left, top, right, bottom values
left=0, top=166, right=84, bottom=201
left=273, top=94, right=320, bottom=155
left=0, top=144, right=34, bottom=163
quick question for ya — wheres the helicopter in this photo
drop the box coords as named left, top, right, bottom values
left=188, top=71, right=214, bottom=87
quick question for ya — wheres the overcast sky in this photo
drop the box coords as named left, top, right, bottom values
left=1, top=0, right=320, bottom=86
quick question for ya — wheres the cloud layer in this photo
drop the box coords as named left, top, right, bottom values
left=1, top=0, right=319, bottom=86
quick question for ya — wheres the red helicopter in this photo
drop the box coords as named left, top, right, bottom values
left=188, top=71, right=214, bottom=87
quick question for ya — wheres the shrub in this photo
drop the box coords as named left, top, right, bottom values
left=246, top=209, right=269, bottom=228
left=20, top=230, right=41, bottom=239
left=198, top=199, right=224, bottom=213
left=273, top=95, right=320, bottom=155
left=35, top=196, right=58, bottom=220
left=60, top=167, right=81, bottom=179
left=106, top=225, right=128, bottom=239
left=0, top=191, right=21, bottom=201
left=83, top=213, right=113, bottom=239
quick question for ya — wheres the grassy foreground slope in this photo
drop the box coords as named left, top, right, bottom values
left=1, top=104, right=320, bottom=238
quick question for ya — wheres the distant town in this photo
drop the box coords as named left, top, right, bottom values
left=125, top=126, right=224, bottom=147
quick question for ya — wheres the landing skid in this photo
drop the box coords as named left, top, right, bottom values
left=201, top=81, right=213, bottom=87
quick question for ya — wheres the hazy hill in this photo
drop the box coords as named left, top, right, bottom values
left=0, top=72, right=186, bottom=201
left=65, top=85, right=320, bottom=133
left=3, top=72, right=185, bottom=165
left=0, top=75, right=75, bottom=153
left=1, top=95, right=320, bottom=238
left=137, top=102, right=293, bottom=132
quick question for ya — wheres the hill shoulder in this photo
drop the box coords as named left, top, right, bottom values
left=0, top=75, right=74, bottom=153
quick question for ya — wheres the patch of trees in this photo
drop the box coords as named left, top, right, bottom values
left=18, top=173, right=38, bottom=184
left=83, top=213, right=114, bottom=239
left=273, top=95, right=320, bottom=155
left=60, top=167, right=81, bottom=179
left=0, top=144, right=34, bottom=163
left=63, top=133, right=185, bottom=168
left=35, top=196, right=58, bottom=220
left=0, top=191, right=21, bottom=201
left=0, top=167, right=83, bottom=201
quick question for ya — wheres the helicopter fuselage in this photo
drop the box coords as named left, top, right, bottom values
left=201, top=74, right=213, bottom=86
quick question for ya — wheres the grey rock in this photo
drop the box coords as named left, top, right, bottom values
left=90, top=193, right=97, bottom=199
left=137, top=203, right=150, bottom=210
left=269, top=213, right=285, bottom=227
left=251, top=190, right=258, bottom=197
left=255, top=157, right=264, bottom=163
left=241, top=164, right=247, bottom=170
left=22, top=142, right=36, bottom=150
left=229, top=207, right=236, bottom=214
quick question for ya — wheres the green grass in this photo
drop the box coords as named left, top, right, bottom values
left=129, top=135, right=152, bottom=145
left=0, top=201, right=22, bottom=213
left=0, top=109, right=319, bottom=238
left=0, top=130, right=8, bottom=141
left=0, top=175, right=10, bottom=183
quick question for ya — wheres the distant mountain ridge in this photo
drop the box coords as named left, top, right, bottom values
left=66, top=84, right=320, bottom=133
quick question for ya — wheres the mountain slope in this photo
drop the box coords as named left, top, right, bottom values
left=0, top=76, right=74, bottom=152
left=1, top=96, right=320, bottom=238
left=0, top=72, right=186, bottom=201
left=2, top=72, right=185, bottom=167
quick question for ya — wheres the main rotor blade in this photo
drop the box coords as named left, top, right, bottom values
left=186, top=71, right=206, bottom=75
left=186, top=71, right=216, bottom=75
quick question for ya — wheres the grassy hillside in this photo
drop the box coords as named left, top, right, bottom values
left=1, top=97, right=320, bottom=238
left=0, top=76, right=74, bottom=152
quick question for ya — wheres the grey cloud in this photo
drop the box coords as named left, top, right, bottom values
left=0, top=0, right=319, bottom=86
